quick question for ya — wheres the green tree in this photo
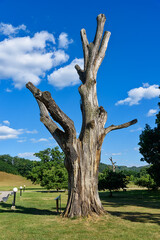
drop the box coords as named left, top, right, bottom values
left=98, top=169, right=129, bottom=197
left=139, top=93, right=160, bottom=187
left=28, top=147, right=68, bottom=190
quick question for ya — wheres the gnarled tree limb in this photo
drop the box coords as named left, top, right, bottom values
left=94, top=31, right=111, bottom=75
left=36, top=99, right=66, bottom=151
left=80, top=28, right=89, bottom=70
left=26, top=82, right=76, bottom=141
left=92, top=14, right=106, bottom=62
left=104, top=119, right=137, bottom=135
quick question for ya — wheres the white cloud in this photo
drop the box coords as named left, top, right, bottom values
left=142, top=83, right=150, bottom=87
left=3, top=120, right=10, bottom=125
left=52, top=50, right=69, bottom=67
left=17, top=139, right=26, bottom=143
left=115, top=84, right=160, bottom=106
left=25, top=129, right=38, bottom=134
left=0, top=125, right=23, bottom=140
left=48, top=58, right=84, bottom=88
left=58, top=32, right=73, bottom=49
left=130, top=127, right=142, bottom=132
left=18, top=152, right=39, bottom=160
left=147, top=109, right=158, bottom=117
left=0, top=29, right=69, bottom=89
left=0, top=121, right=40, bottom=140
left=134, top=147, right=139, bottom=151
left=30, top=138, right=48, bottom=143
left=5, top=88, right=12, bottom=92
left=0, top=23, right=26, bottom=36
left=112, top=152, right=122, bottom=156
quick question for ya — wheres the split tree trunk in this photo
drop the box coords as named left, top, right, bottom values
left=26, top=14, right=137, bottom=218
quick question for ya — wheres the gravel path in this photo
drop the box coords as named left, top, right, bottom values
left=0, top=191, right=13, bottom=202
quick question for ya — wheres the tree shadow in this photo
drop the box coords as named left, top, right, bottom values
left=107, top=210, right=160, bottom=225
left=34, top=190, right=66, bottom=193
left=99, top=190, right=160, bottom=225
left=99, top=190, right=160, bottom=209
left=0, top=202, right=65, bottom=216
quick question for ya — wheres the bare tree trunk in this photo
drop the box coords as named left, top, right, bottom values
left=26, top=14, right=137, bottom=218
left=109, top=157, right=116, bottom=172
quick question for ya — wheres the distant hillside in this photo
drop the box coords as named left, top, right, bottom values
left=0, top=154, right=33, bottom=177
left=99, top=162, right=148, bottom=174
left=0, top=159, right=18, bottom=175
left=0, top=153, right=147, bottom=177
left=0, top=171, right=37, bottom=188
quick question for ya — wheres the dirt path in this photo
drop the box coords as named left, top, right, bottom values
left=0, top=191, right=13, bottom=202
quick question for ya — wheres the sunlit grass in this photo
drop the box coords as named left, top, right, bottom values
left=0, top=188, right=160, bottom=240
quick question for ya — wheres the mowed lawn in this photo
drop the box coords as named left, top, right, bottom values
left=0, top=173, right=160, bottom=240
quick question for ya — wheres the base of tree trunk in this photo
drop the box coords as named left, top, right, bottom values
left=63, top=190, right=106, bottom=218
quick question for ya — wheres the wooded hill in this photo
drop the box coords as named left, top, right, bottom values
left=99, top=162, right=146, bottom=172
left=0, top=154, right=33, bottom=177
left=0, top=154, right=147, bottom=178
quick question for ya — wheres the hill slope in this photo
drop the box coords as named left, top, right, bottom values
left=0, top=171, right=37, bottom=188
left=99, top=162, right=148, bottom=173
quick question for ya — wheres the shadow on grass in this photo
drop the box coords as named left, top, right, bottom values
left=34, top=190, right=66, bottom=193
left=0, top=202, right=65, bottom=216
left=107, top=210, right=160, bottom=225
left=99, top=190, right=160, bottom=209
left=25, top=187, right=66, bottom=193
left=99, top=190, right=160, bottom=225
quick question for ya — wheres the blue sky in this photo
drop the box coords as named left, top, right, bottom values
left=0, top=0, right=159, bottom=166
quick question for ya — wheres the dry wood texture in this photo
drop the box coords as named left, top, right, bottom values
left=26, top=14, right=137, bottom=217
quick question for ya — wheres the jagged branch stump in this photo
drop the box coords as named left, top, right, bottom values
left=26, top=14, right=137, bottom=218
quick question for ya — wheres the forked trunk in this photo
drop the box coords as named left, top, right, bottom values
left=26, top=14, right=137, bottom=218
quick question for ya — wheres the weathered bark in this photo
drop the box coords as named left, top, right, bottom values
left=26, top=14, right=137, bottom=218
left=109, top=157, right=116, bottom=172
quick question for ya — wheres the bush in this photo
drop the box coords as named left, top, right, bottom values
left=135, top=174, right=157, bottom=190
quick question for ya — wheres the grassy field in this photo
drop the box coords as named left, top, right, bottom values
left=0, top=173, right=160, bottom=240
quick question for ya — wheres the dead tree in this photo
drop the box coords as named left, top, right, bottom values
left=26, top=14, right=137, bottom=218
left=109, top=157, right=116, bottom=172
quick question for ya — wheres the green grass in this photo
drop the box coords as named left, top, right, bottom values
left=0, top=188, right=160, bottom=240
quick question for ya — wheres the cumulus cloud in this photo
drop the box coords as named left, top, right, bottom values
left=58, top=32, right=73, bottom=49
left=5, top=88, right=12, bottom=92
left=0, top=121, right=39, bottom=140
left=48, top=58, right=84, bottom=88
left=0, top=28, right=69, bottom=89
left=3, top=120, right=10, bottom=125
left=112, top=152, right=122, bottom=156
left=0, top=23, right=26, bottom=36
left=25, top=129, right=38, bottom=134
left=115, top=83, right=160, bottom=106
left=130, top=127, right=142, bottom=132
left=147, top=109, right=158, bottom=117
left=52, top=50, right=69, bottom=67
left=0, top=125, right=23, bottom=140
left=18, top=152, right=39, bottom=160
left=30, top=138, right=48, bottom=143
left=17, top=138, right=26, bottom=143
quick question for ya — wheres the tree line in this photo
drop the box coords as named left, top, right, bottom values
left=0, top=154, right=33, bottom=176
